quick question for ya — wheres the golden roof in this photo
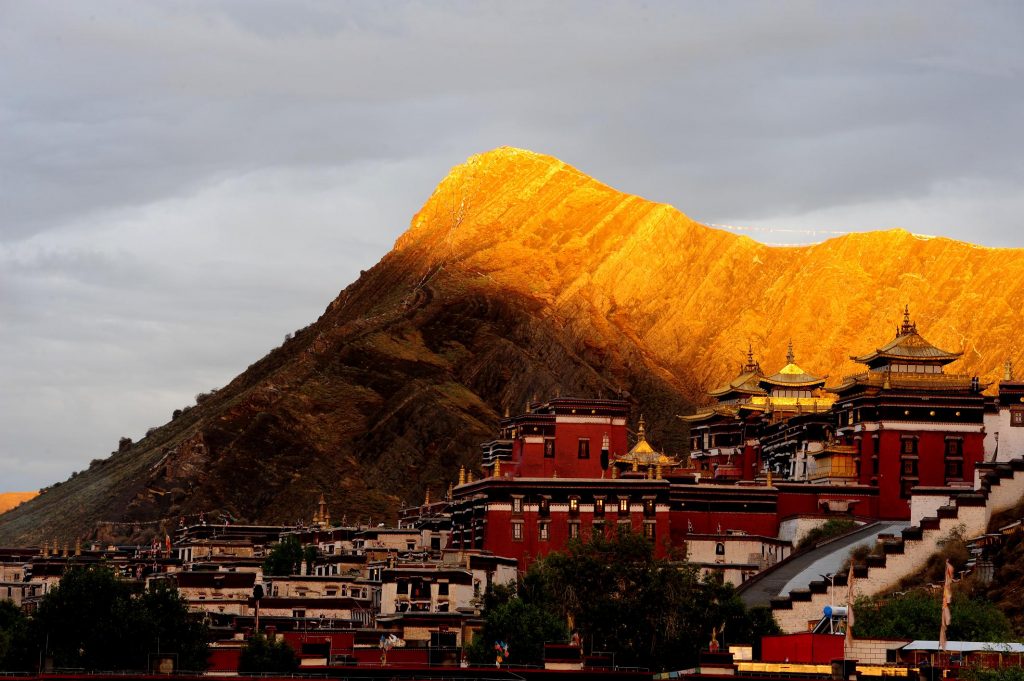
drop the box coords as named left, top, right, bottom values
left=708, top=345, right=767, bottom=399
left=760, top=342, right=827, bottom=389
left=616, top=416, right=678, bottom=467
left=679, top=406, right=739, bottom=423
left=851, top=307, right=961, bottom=367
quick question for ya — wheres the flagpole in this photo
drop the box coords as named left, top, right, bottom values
left=844, top=563, right=855, bottom=659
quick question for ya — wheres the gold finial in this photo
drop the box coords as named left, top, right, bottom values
left=632, top=460, right=639, bottom=472
left=637, top=415, right=647, bottom=441
left=494, top=458, right=502, bottom=478
left=424, top=488, right=430, bottom=505
left=656, top=464, right=663, bottom=480
left=1005, top=359, right=1015, bottom=382
left=62, top=543, right=69, bottom=558
left=75, top=538, right=81, bottom=556
left=458, top=466, right=466, bottom=486
left=883, top=368, right=892, bottom=390
left=900, top=305, right=917, bottom=336
left=467, top=471, right=474, bottom=483
left=552, top=469, right=558, bottom=478
left=41, top=541, right=48, bottom=557
left=611, top=466, right=619, bottom=479
left=766, top=469, right=773, bottom=487
left=503, top=405, right=510, bottom=418
left=787, top=340, right=795, bottom=365
left=447, top=482, right=453, bottom=500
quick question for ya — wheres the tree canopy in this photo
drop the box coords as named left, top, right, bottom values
left=238, top=633, right=298, bottom=673
left=0, top=565, right=208, bottom=672
left=262, top=536, right=317, bottom=576
left=853, top=590, right=1012, bottom=642
left=469, top=530, right=779, bottom=671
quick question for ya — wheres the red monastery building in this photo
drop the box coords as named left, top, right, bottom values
left=443, top=309, right=1002, bottom=577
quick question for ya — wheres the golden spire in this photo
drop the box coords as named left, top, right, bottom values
left=447, top=482, right=453, bottom=500
left=656, top=464, right=663, bottom=480
left=787, top=340, right=795, bottom=365
left=494, top=458, right=502, bottom=477
left=504, top=405, right=510, bottom=418
left=611, top=466, right=619, bottom=479
left=900, top=304, right=917, bottom=336
left=1005, top=359, right=1015, bottom=382
left=458, top=466, right=466, bottom=486
left=41, top=541, right=48, bottom=558
left=424, top=488, right=431, bottom=505
left=75, top=538, right=81, bottom=557
left=766, top=469, right=773, bottom=487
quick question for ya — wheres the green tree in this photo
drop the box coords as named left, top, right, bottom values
left=475, top=530, right=778, bottom=672
left=854, top=590, right=1012, bottom=642
left=0, top=600, right=32, bottom=671
left=33, top=566, right=208, bottom=671
left=263, top=537, right=305, bottom=576
left=466, top=583, right=566, bottom=667
left=238, top=633, right=298, bottom=673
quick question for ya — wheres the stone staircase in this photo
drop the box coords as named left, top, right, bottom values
left=770, top=458, right=1024, bottom=633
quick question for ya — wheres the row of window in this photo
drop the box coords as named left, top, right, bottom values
left=512, top=519, right=656, bottom=542
left=512, top=496, right=655, bottom=517
left=542, top=438, right=599, bottom=458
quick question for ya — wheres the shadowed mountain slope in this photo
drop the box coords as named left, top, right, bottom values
left=2, top=147, right=1023, bottom=545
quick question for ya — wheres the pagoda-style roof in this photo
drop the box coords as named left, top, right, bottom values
left=708, top=345, right=767, bottom=400
left=614, top=416, right=679, bottom=468
left=850, top=307, right=962, bottom=369
left=759, top=342, right=827, bottom=390
left=679, top=406, right=738, bottom=424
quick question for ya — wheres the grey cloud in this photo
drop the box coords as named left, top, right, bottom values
left=2, top=0, right=1024, bottom=489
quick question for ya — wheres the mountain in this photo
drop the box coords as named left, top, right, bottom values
left=2, top=147, right=1023, bottom=545
left=0, top=492, right=37, bottom=516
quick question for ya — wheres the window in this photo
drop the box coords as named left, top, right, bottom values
left=716, top=542, right=726, bottom=556
left=512, top=522, right=523, bottom=541
left=902, top=458, right=919, bottom=476
left=538, top=523, right=549, bottom=541
left=946, top=460, right=964, bottom=479
left=578, top=438, right=590, bottom=459
left=900, top=479, right=915, bottom=499
left=902, top=438, right=918, bottom=455
left=512, top=497, right=523, bottom=514
left=873, top=436, right=880, bottom=455
left=538, top=498, right=550, bottom=517
left=872, top=456, right=879, bottom=475
left=569, top=522, right=581, bottom=539
left=643, top=499, right=655, bottom=518
left=438, top=582, right=449, bottom=596
left=569, top=497, right=580, bottom=516
left=643, top=522, right=655, bottom=540
left=1012, top=411, right=1024, bottom=427
left=594, top=498, right=605, bottom=517
left=592, top=520, right=605, bottom=537
left=618, top=497, right=629, bottom=513
left=544, top=439, right=555, bottom=458
left=946, top=439, right=963, bottom=456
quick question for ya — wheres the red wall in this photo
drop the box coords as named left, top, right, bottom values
left=761, top=633, right=843, bottom=663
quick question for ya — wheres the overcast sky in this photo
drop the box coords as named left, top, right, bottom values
left=2, top=1, right=1023, bottom=491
